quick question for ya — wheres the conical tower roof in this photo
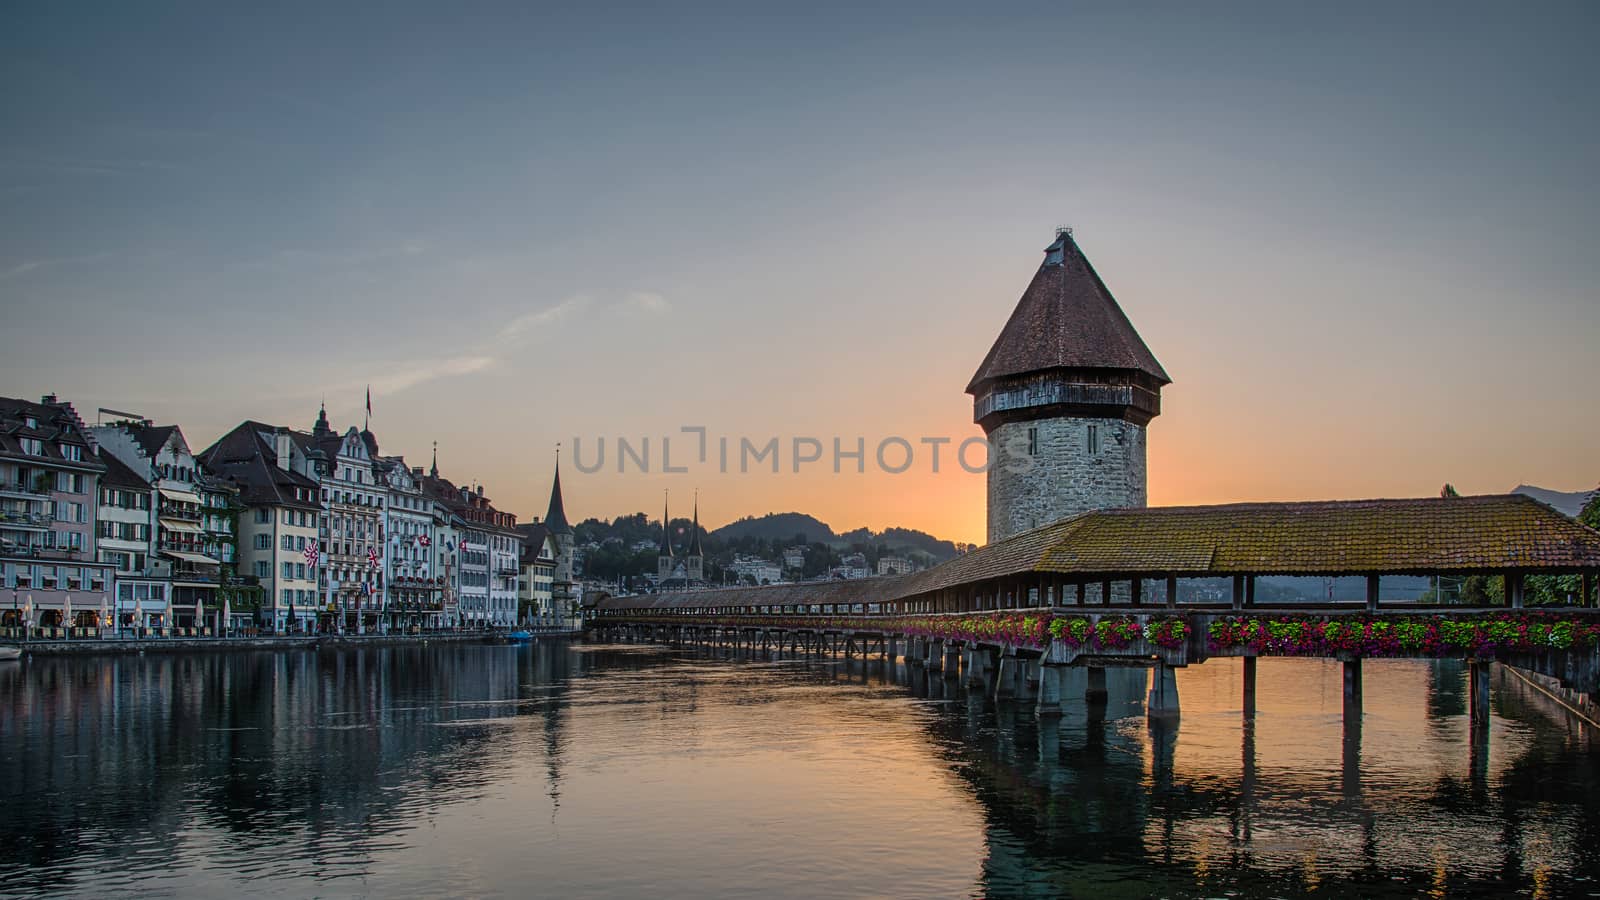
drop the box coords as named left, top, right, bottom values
left=544, top=458, right=572, bottom=535
left=967, top=229, right=1169, bottom=395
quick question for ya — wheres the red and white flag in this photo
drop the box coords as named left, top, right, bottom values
left=417, top=534, right=431, bottom=548
left=303, top=541, right=320, bottom=567
left=367, top=546, right=380, bottom=569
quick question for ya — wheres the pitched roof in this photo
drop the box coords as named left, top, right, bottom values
left=967, top=231, right=1169, bottom=394
left=517, top=522, right=553, bottom=563
left=127, top=424, right=179, bottom=461
left=96, top=447, right=150, bottom=489
left=597, top=494, right=1600, bottom=611
left=198, top=421, right=321, bottom=509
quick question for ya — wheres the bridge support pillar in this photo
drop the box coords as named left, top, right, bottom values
left=1018, top=659, right=1040, bottom=702
left=925, top=639, right=943, bottom=672
left=1242, top=656, right=1257, bottom=718
left=965, top=647, right=989, bottom=689
left=1085, top=666, right=1108, bottom=703
left=1036, top=665, right=1063, bottom=718
left=994, top=652, right=1017, bottom=701
left=1147, top=661, right=1179, bottom=718
left=943, top=642, right=962, bottom=679
left=1469, top=659, right=1491, bottom=735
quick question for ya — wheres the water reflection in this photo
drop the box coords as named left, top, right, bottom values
left=1, top=644, right=1597, bottom=898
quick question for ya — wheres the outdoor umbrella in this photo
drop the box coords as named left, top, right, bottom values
left=134, top=594, right=143, bottom=635
left=62, top=594, right=71, bottom=634
left=221, top=593, right=230, bottom=636
left=288, top=602, right=295, bottom=633
left=99, top=596, right=108, bottom=636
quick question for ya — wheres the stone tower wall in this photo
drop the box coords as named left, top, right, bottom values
left=986, top=416, right=1147, bottom=544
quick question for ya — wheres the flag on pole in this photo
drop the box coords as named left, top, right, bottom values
left=417, top=534, right=431, bottom=548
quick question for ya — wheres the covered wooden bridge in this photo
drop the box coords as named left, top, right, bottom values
left=592, top=495, right=1600, bottom=729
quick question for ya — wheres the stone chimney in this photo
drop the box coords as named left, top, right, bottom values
left=275, top=429, right=292, bottom=471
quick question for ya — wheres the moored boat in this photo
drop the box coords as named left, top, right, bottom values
left=506, top=630, right=534, bottom=642
left=0, top=646, right=21, bottom=661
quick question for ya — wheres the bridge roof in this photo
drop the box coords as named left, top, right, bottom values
left=595, top=494, right=1600, bottom=611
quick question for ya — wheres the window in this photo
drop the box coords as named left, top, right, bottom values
left=255, top=534, right=270, bottom=550
left=1027, top=427, right=1038, bottom=456
left=295, top=563, right=306, bottom=580
left=19, top=438, right=43, bottom=456
left=255, top=508, right=270, bottom=524
left=59, top=443, right=83, bottom=462
left=282, top=589, right=292, bottom=604
left=1087, top=424, right=1100, bottom=456
left=256, top=561, right=270, bottom=578
left=282, top=562, right=293, bottom=579
left=281, top=535, right=293, bottom=551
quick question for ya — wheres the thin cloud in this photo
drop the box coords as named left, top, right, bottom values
left=330, top=355, right=497, bottom=398
left=622, top=291, right=671, bottom=314
left=498, top=295, right=590, bottom=342
left=0, top=253, right=114, bottom=281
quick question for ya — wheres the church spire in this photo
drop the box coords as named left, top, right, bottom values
left=429, top=440, right=438, bottom=478
left=688, top=491, right=704, bottom=557
left=544, top=445, right=572, bottom=535
left=657, top=491, right=674, bottom=559
left=313, top=400, right=332, bottom=438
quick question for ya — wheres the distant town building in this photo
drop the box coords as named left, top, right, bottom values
left=783, top=546, right=806, bottom=570
left=729, top=555, right=782, bottom=586
left=877, top=555, right=914, bottom=576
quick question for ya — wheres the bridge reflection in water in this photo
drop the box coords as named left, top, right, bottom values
left=1, top=642, right=1596, bottom=898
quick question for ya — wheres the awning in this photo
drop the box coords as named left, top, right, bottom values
left=159, top=519, right=203, bottom=533
left=162, top=550, right=220, bottom=564
left=159, top=487, right=202, bottom=505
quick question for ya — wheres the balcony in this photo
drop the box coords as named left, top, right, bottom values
left=0, top=511, right=53, bottom=530
left=0, top=542, right=84, bottom=561
left=0, top=482, right=49, bottom=500
left=158, top=503, right=202, bottom=522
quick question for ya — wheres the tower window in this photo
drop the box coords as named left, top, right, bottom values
left=1087, top=425, right=1100, bottom=455
left=1026, top=427, right=1038, bottom=456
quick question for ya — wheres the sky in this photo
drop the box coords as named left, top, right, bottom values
left=2, top=1, right=1597, bottom=545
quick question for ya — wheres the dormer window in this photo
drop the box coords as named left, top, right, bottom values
left=24, top=416, right=37, bottom=429
left=59, top=443, right=83, bottom=462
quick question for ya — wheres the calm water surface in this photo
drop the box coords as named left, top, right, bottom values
left=1, top=641, right=1597, bottom=899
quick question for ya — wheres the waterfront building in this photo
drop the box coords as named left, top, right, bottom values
left=516, top=521, right=557, bottom=623
left=375, top=455, right=442, bottom=631
left=968, top=228, right=1170, bottom=544
left=199, top=424, right=324, bottom=632
left=304, top=407, right=385, bottom=632
left=419, top=465, right=520, bottom=627
left=92, top=420, right=230, bottom=632
left=0, top=395, right=113, bottom=636
left=92, top=448, right=167, bottom=633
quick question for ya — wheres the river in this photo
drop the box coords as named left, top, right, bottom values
left=1, top=641, right=1596, bottom=898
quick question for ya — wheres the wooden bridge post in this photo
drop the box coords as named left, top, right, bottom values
left=943, top=641, right=963, bottom=679
left=1365, top=576, right=1380, bottom=613
left=1231, top=575, right=1245, bottom=611
left=1343, top=659, right=1363, bottom=723
left=1076, top=582, right=1086, bottom=606
left=1469, top=659, right=1491, bottom=735
left=1100, top=579, right=1112, bottom=606
left=1507, top=572, right=1525, bottom=609
left=1242, top=656, right=1257, bottom=717
left=926, top=639, right=943, bottom=672
left=1129, top=578, right=1142, bottom=607
left=1165, top=575, right=1178, bottom=611
left=1582, top=572, right=1594, bottom=608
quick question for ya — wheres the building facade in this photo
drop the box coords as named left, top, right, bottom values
left=200, top=423, right=325, bottom=632
left=0, top=395, right=112, bottom=636
left=968, top=229, right=1170, bottom=544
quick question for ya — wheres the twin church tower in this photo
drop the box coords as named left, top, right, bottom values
left=969, top=228, right=1170, bottom=544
